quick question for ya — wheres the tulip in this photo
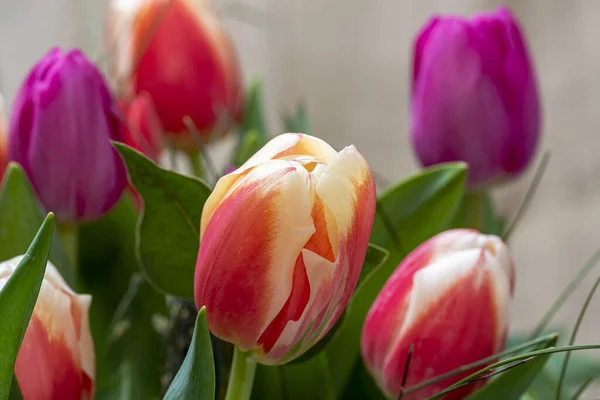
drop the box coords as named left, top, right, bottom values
left=119, top=92, right=164, bottom=162
left=410, top=6, right=540, bottom=187
left=108, top=0, right=244, bottom=150
left=195, top=133, right=376, bottom=365
left=0, top=256, right=95, bottom=399
left=8, top=48, right=127, bottom=222
left=361, top=229, right=514, bottom=399
left=0, top=93, right=7, bottom=178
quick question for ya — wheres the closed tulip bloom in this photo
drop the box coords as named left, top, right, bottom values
left=108, top=0, right=243, bottom=149
left=8, top=48, right=127, bottom=222
left=120, top=92, right=164, bottom=162
left=361, top=229, right=514, bottom=399
left=0, top=256, right=95, bottom=400
left=411, top=6, right=540, bottom=187
left=0, top=94, right=7, bottom=178
left=195, top=133, right=376, bottom=365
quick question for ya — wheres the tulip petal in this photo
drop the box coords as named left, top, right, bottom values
left=10, top=259, right=94, bottom=400
left=195, top=160, right=315, bottom=350
left=201, top=133, right=338, bottom=235
left=380, top=250, right=506, bottom=399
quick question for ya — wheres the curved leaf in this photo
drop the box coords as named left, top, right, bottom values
left=0, top=213, right=54, bottom=397
left=164, top=307, right=215, bottom=400
left=114, top=143, right=212, bottom=299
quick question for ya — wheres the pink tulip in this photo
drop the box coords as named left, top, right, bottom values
left=108, top=0, right=244, bottom=150
left=411, top=6, right=540, bottom=187
left=362, top=229, right=514, bottom=399
left=195, top=133, right=376, bottom=365
left=0, top=256, right=95, bottom=400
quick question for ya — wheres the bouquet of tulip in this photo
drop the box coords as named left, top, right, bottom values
left=1, top=2, right=599, bottom=400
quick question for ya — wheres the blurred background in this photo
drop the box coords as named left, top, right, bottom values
left=1, top=0, right=600, bottom=346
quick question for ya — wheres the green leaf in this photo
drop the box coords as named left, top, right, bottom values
left=233, top=130, right=266, bottom=168
left=356, top=243, right=389, bottom=290
left=164, top=307, right=215, bottom=400
left=0, top=163, right=74, bottom=287
left=242, top=79, right=267, bottom=137
left=78, top=195, right=167, bottom=400
left=0, top=213, right=54, bottom=398
left=450, top=190, right=504, bottom=236
left=326, top=163, right=467, bottom=395
left=282, top=102, right=311, bottom=135
left=370, top=162, right=468, bottom=258
left=466, top=335, right=558, bottom=400
left=114, top=143, right=212, bottom=299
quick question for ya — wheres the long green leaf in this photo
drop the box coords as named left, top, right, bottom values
left=0, top=163, right=73, bottom=286
left=0, top=213, right=55, bottom=398
left=114, top=143, right=212, bottom=299
left=466, top=335, right=558, bottom=400
left=163, top=307, right=215, bottom=400
left=427, top=344, right=600, bottom=400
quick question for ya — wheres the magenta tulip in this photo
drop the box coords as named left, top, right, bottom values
left=411, top=6, right=540, bottom=187
left=8, top=48, right=127, bottom=222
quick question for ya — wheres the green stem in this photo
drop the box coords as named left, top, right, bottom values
left=225, top=348, right=257, bottom=400
left=187, top=151, right=205, bottom=180
left=57, top=222, right=79, bottom=286
left=463, top=190, right=486, bottom=231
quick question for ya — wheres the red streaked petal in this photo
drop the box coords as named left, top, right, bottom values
left=258, top=253, right=310, bottom=354
left=195, top=161, right=315, bottom=350
left=383, top=260, right=503, bottom=399
left=361, top=241, right=435, bottom=375
left=15, top=315, right=93, bottom=400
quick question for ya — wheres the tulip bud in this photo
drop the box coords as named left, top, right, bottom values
left=120, top=92, right=164, bottom=162
left=0, top=256, right=95, bottom=399
left=0, top=93, right=7, bottom=178
left=195, top=133, right=376, bottom=365
left=108, top=0, right=244, bottom=150
left=410, top=6, right=540, bottom=187
left=361, top=229, right=514, bottom=399
left=8, top=48, right=127, bottom=222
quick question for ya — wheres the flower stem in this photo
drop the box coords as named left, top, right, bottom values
left=187, top=151, right=205, bottom=180
left=225, top=347, right=256, bottom=400
left=57, top=222, right=79, bottom=287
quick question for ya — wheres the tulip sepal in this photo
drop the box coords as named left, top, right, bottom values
left=225, top=348, right=257, bottom=400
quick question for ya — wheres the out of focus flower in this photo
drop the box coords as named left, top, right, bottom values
left=195, top=133, right=376, bottom=365
left=362, top=229, right=514, bottom=399
left=8, top=48, right=127, bottom=222
left=0, top=256, right=95, bottom=400
left=0, top=94, right=7, bottom=179
left=120, top=92, right=164, bottom=162
left=410, top=6, right=540, bottom=187
left=108, top=0, right=244, bottom=150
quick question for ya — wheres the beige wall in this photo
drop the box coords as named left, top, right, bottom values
left=2, top=0, right=600, bottom=346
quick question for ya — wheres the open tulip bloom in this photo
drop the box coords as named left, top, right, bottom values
left=3, top=3, right=600, bottom=400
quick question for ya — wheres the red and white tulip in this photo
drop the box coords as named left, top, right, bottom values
left=361, top=229, right=514, bottom=399
left=0, top=256, right=95, bottom=400
left=108, top=0, right=244, bottom=150
left=195, top=133, right=377, bottom=365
